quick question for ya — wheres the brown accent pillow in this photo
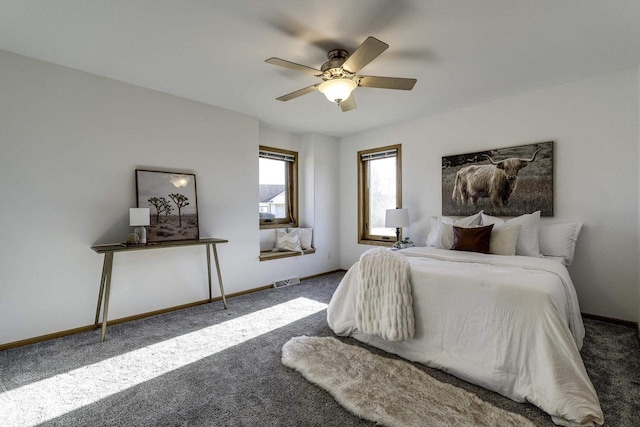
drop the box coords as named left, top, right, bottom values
left=452, top=224, right=494, bottom=254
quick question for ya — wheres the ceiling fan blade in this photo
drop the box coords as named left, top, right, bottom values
left=342, top=37, right=389, bottom=73
left=276, top=83, right=321, bottom=102
left=340, top=95, right=357, bottom=112
left=265, top=57, right=321, bottom=75
left=358, top=75, right=417, bottom=90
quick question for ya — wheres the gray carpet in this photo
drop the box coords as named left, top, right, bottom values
left=1, top=271, right=639, bottom=426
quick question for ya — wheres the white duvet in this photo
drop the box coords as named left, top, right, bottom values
left=327, top=247, right=603, bottom=426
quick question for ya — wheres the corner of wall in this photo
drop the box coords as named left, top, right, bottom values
left=302, top=133, right=341, bottom=269
left=637, top=65, right=640, bottom=329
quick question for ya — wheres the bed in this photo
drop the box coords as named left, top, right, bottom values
left=327, top=243, right=604, bottom=426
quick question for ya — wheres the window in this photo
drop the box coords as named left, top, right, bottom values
left=358, top=144, right=402, bottom=245
left=259, top=146, right=298, bottom=228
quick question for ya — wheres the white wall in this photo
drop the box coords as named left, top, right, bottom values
left=0, top=50, right=340, bottom=345
left=340, top=68, right=640, bottom=322
left=302, top=133, right=341, bottom=265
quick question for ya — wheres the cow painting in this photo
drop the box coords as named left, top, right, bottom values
left=452, top=148, right=540, bottom=209
left=442, top=142, right=553, bottom=217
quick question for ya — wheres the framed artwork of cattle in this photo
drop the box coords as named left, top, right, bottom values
left=442, top=141, right=553, bottom=217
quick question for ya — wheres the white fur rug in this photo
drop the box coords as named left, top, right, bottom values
left=281, top=336, right=536, bottom=427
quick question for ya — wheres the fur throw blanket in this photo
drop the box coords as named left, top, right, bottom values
left=356, top=248, right=415, bottom=341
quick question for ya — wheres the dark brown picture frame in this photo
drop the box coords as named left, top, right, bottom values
left=136, top=169, right=199, bottom=242
left=442, top=141, right=553, bottom=217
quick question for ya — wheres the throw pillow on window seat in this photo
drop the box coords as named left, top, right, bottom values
left=289, top=227, right=313, bottom=250
left=273, top=228, right=302, bottom=252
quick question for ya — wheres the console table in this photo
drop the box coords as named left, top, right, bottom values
left=91, top=238, right=228, bottom=342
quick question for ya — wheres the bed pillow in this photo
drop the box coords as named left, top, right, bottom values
left=432, top=211, right=483, bottom=248
left=435, top=222, right=456, bottom=249
left=481, top=211, right=541, bottom=257
left=289, top=227, right=313, bottom=250
left=489, top=224, right=521, bottom=256
left=426, top=217, right=440, bottom=247
left=538, top=222, right=582, bottom=266
left=452, top=224, right=493, bottom=254
left=273, top=228, right=302, bottom=252
left=449, top=211, right=483, bottom=227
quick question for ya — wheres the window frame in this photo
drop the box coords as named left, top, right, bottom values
left=357, top=144, right=402, bottom=245
left=259, top=145, right=299, bottom=229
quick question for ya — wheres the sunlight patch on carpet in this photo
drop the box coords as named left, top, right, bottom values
left=0, top=298, right=327, bottom=426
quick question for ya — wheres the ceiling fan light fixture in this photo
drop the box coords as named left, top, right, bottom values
left=318, top=78, right=357, bottom=104
left=266, top=36, right=416, bottom=112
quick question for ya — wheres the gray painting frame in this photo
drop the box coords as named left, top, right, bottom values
left=135, top=169, right=200, bottom=242
left=442, top=141, right=553, bottom=217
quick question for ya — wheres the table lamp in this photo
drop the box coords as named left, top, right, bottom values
left=129, top=208, right=150, bottom=244
left=385, top=208, right=410, bottom=243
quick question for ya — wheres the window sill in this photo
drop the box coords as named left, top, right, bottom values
left=260, top=222, right=297, bottom=230
left=358, top=239, right=394, bottom=247
left=259, top=248, right=316, bottom=261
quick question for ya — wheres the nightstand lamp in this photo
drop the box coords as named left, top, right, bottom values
left=385, top=208, right=410, bottom=243
left=129, top=208, right=150, bottom=244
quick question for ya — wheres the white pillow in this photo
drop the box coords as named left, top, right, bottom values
left=426, top=217, right=439, bottom=247
left=434, top=211, right=483, bottom=249
left=482, top=211, right=541, bottom=257
left=289, top=227, right=313, bottom=250
left=489, top=224, right=521, bottom=256
left=435, top=222, right=456, bottom=249
left=273, top=228, right=302, bottom=252
left=447, top=211, right=483, bottom=227
left=538, top=222, right=582, bottom=267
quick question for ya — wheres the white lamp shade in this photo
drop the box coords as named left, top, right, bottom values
left=129, top=208, right=150, bottom=226
left=385, top=208, right=410, bottom=228
left=318, top=79, right=357, bottom=103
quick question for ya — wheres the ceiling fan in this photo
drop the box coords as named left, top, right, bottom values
left=265, top=36, right=417, bottom=112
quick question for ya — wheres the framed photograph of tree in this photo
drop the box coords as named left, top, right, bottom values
left=135, top=169, right=199, bottom=242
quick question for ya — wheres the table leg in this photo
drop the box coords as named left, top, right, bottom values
left=100, top=252, right=114, bottom=342
left=212, top=244, right=227, bottom=309
left=94, top=254, right=109, bottom=328
left=206, top=244, right=213, bottom=302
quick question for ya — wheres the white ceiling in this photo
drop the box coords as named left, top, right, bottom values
left=1, top=1, right=639, bottom=138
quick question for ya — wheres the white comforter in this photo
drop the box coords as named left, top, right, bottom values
left=327, top=247, right=603, bottom=426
